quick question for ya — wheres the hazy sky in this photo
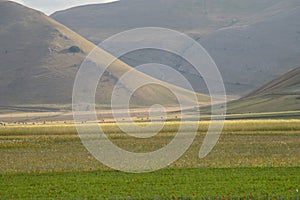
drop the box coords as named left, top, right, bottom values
left=10, top=0, right=117, bottom=15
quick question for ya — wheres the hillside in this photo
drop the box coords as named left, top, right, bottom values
left=0, top=1, right=208, bottom=108
left=51, top=0, right=300, bottom=96
left=225, top=66, right=300, bottom=114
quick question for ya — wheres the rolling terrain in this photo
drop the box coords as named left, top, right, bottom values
left=51, top=0, right=300, bottom=96
left=0, top=1, right=208, bottom=109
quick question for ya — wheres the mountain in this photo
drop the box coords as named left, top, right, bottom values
left=51, top=0, right=300, bottom=97
left=225, top=66, right=300, bottom=114
left=0, top=1, right=208, bottom=107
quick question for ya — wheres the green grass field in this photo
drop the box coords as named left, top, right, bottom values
left=1, top=168, right=299, bottom=199
left=0, top=120, right=299, bottom=199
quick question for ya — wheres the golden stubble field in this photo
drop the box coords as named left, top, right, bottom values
left=0, top=120, right=299, bottom=173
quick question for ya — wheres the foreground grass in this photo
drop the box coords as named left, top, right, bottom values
left=0, top=167, right=299, bottom=199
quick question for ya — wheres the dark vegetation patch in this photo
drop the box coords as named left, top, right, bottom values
left=60, top=46, right=83, bottom=54
left=68, top=46, right=81, bottom=53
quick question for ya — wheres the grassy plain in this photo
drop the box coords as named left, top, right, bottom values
left=0, top=120, right=299, bottom=199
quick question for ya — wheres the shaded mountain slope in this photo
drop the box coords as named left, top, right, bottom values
left=51, top=0, right=300, bottom=96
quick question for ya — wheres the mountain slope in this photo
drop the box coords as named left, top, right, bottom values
left=51, top=0, right=281, bottom=43
left=0, top=1, right=208, bottom=107
left=225, top=66, right=300, bottom=114
left=245, top=67, right=300, bottom=98
left=0, top=1, right=95, bottom=105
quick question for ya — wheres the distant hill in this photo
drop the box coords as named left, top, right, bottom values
left=200, top=0, right=300, bottom=95
left=0, top=1, right=208, bottom=107
left=51, top=0, right=300, bottom=96
left=245, top=67, right=300, bottom=98
left=225, top=66, right=300, bottom=114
